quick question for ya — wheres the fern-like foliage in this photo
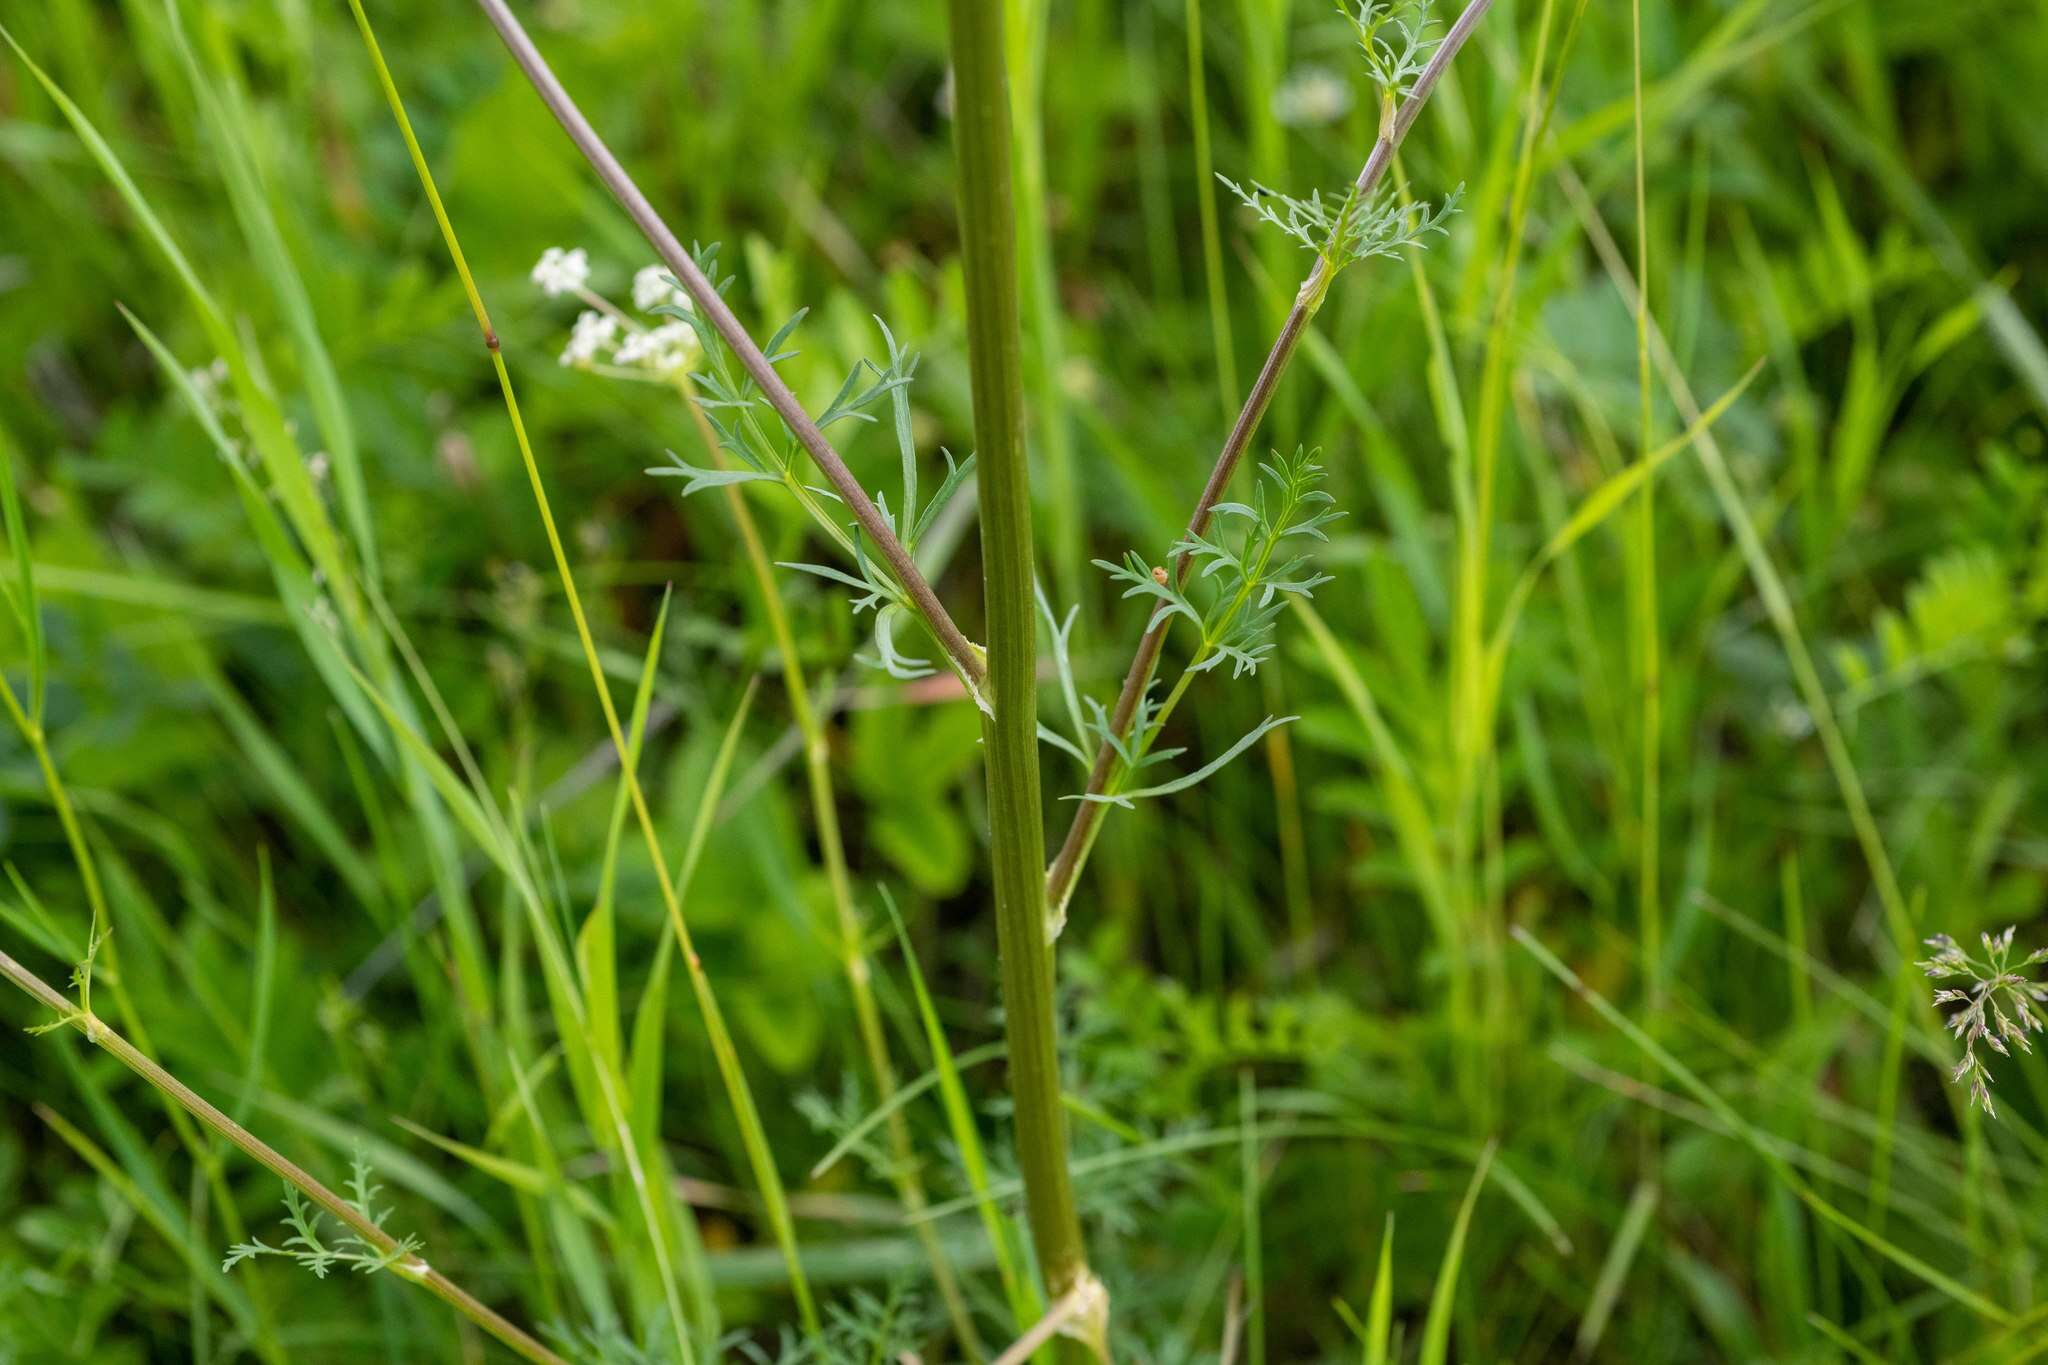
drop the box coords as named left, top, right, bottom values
left=1042, top=449, right=1340, bottom=811
left=639, top=245, right=979, bottom=683
left=1098, top=447, right=1341, bottom=681
left=221, top=1149, right=421, bottom=1278
left=1218, top=176, right=1461, bottom=271
left=1220, top=0, right=1461, bottom=280
left=1345, top=0, right=1440, bottom=99
left=730, top=1285, right=928, bottom=1364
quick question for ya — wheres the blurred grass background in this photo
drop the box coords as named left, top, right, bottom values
left=2, top=0, right=2046, bottom=1360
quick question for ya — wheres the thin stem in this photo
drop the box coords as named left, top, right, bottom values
left=1186, top=0, right=1239, bottom=421
left=946, top=0, right=1103, bottom=1354
left=1555, top=166, right=1916, bottom=956
left=675, top=382, right=986, bottom=1358
left=1628, top=0, right=1664, bottom=1182
left=0, top=947, right=565, bottom=1365
left=1043, top=0, right=1494, bottom=923
left=349, top=8, right=816, bottom=1335
left=471, top=0, right=986, bottom=700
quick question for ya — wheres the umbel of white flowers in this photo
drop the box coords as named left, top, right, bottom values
left=530, top=248, right=700, bottom=374
left=1919, top=926, right=2048, bottom=1117
left=529, top=245, right=589, bottom=296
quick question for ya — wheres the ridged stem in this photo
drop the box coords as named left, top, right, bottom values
left=945, top=0, right=1102, bottom=1352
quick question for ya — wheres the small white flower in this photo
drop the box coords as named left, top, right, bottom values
left=632, top=265, right=691, bottom=313
left=615, top=320, right=699, bottom=373
left=306, top=451, right=330, bottom=484
left=530, top=246, right=590, bottom=297
left=1272, top=65, right=1353, bottom=127
left=1770, top=694, right=1813, bottom=741
left=189, top=357, right=230, bottom=404
left=560, top=310, right=618, bottom=367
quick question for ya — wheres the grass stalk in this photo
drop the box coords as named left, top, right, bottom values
left=1043, top=0, right=1495, bottom=925
left=675, top=385, right=987, bottom=1357
left=1005, top=0, right=1083, bottom=609
left=346, top=5, right=818, bottom=1334
left=1626, top=0, right=1665, bottom=1199
left=1554, top=166, right=1918, bottom=955
left=1628, top=0, right=1663, bottom=1020
left=0, top=946, right=566, bottom=1365
left=1185, top=0, right=1239, bottom=422
left=1515, top=928, right=2011, bottom=1325
left=945, top=0, right=1102, bottom=1352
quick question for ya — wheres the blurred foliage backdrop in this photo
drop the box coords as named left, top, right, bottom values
left=2, top=0, right=2046, bottom=1360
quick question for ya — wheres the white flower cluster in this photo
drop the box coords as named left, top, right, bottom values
left=1272, top=65, right=1353, bottom=127
left=615, top=321, right=699, bottom=373
left=632, top=265, right=692, bottom=313
left=560, top=310, right=617, bottom=367
left=533, top=248, right=701, bottom=374
left=188, top=357, right=230, bottom=404
left=529, top=246, right=590, bottom=297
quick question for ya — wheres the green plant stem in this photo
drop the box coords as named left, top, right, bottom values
left=348, top=7, right=817, bottom=1335
left=470, top=0, right=986, bottom=701
left=946, top=0, right=1102, bottom=1353
left=1004, top=0, right=1081, bottom=610
left=676, top=386, right=986, bottom=1359
left=0, top=638, right=269, bottom=1303
left=0, top=947, right=565, bottom=1365
left=1043, top=0, right=1494, bottom=925
left=1449, top=0, right=1566, bottom=1121
left=1185, top=0, right=1239, bottom=422
left=1513, top=927, right=2011, bottom=1325
left=1627, top=0, right=1664, bottom=1188
left=1554, top=166, right=1917, bottom=956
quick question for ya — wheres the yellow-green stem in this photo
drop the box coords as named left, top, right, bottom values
left=678, top=383, right=986, bottom=1358
left=0, top=947, right=565, bottom=1365
left=345, top=3, right=817, bottom=1335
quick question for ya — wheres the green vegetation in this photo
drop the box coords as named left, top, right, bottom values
left=2, top=0, right=2045, bottom=1361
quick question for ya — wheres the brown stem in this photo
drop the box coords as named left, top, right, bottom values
left=471, top=0, right=986, bottom=698
left=0, top=947, right=565, bottom=1365
left=1043, top=0, right=1495, bottom=923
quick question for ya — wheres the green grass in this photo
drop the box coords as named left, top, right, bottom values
left=2, top=0, right=2047, bottom=1361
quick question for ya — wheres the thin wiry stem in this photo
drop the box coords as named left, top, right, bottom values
left=1043, top=0, right=1495, bottom=924
left=1627, top=0, right=1664, bottom=1190
left=0, top=947, right=566, bottom=1365
left=470, top=0, right=986, bottom=701
left=349, top=6, right=816, bottom=1335
left=1554, top=166, right=1915, bottom=955
left=674, top=383, right=987, bottom=1359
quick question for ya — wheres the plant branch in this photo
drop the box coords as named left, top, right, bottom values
left=1043, top=0, right=1494, bottom=922
left=471, top=0, right=987, bottom=700
left=0, top=947, right=565, bottom=1365
left=991, top=1277, right=1110, bottom=1365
